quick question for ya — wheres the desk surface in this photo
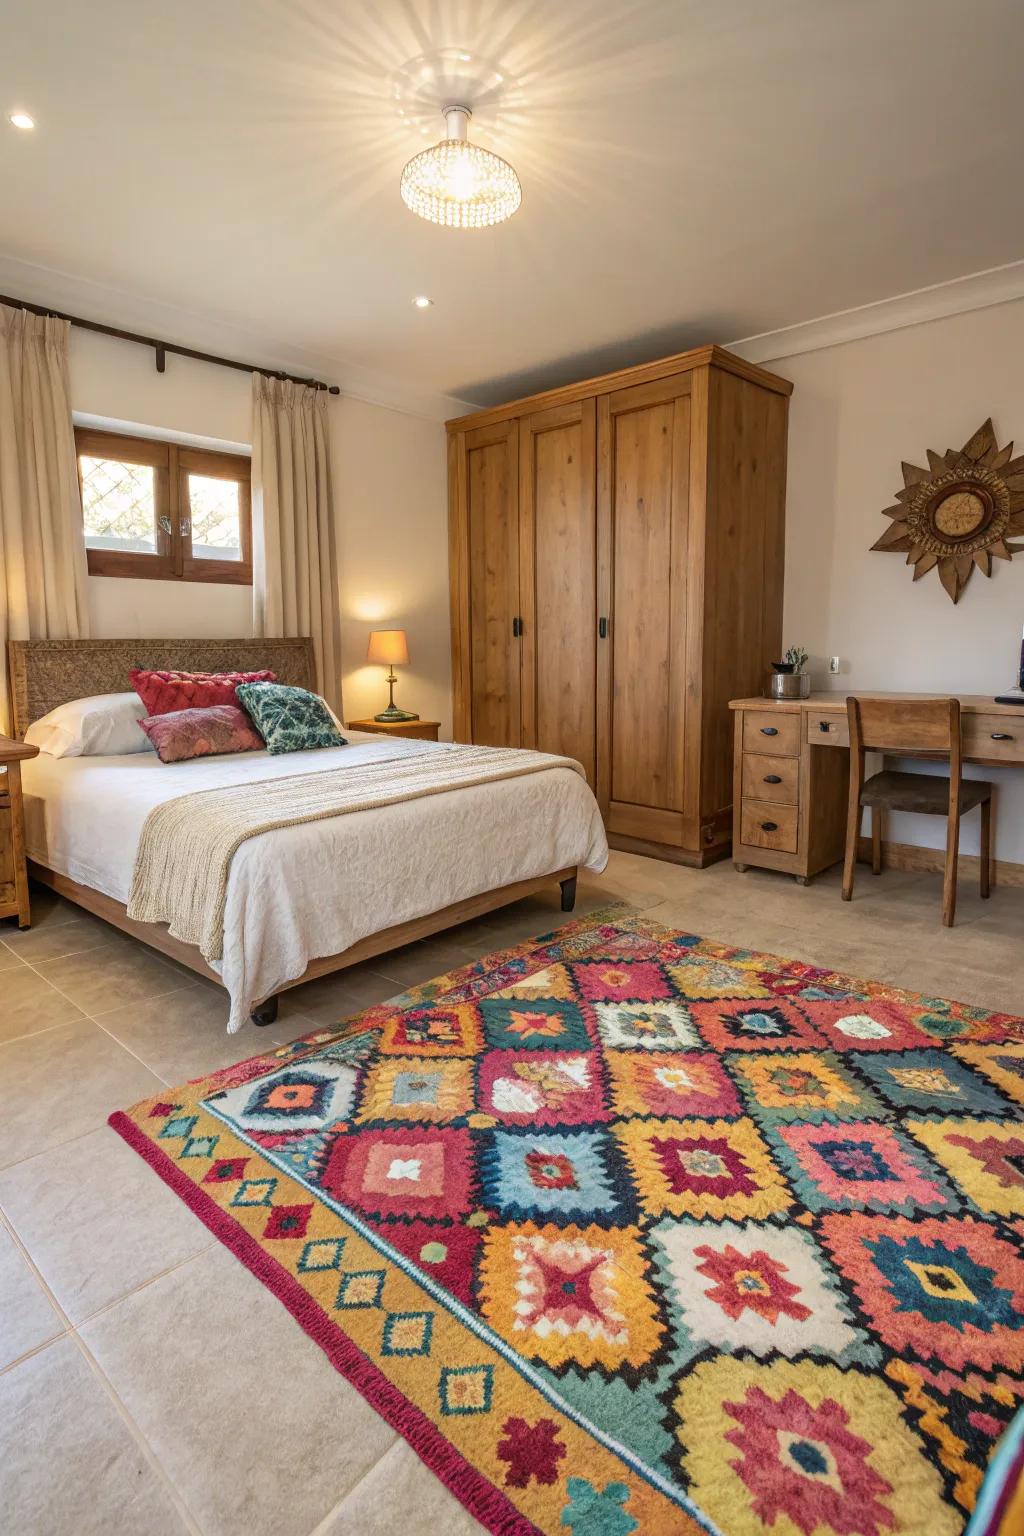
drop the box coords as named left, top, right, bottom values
left=729, top=691, right=1023, bottom=716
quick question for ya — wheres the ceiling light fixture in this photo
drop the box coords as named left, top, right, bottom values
left=400, top=105, right=521, bottom=230
left=8, top=111, right=35, bottom=131
left=412, top=295, right=433, bottom=309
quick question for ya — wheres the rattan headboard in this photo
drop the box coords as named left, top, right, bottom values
left=7, top=637, right=316, bottom=738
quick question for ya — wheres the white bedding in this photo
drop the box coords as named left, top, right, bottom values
left=21, top=732, right=609, bottom=1031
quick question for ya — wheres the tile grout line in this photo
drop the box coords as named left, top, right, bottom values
left=304, top=1440, right=403, bottom=1536
left=1, top=1173, right=207, bottom=1535
left=70, top=1242, right=220, bottom=1332
left=0, top=1121, right=108, bottom=1177
left=68, top=1329, right=207, bottom=1536
left=0, top=1016, right=86, bottom=1052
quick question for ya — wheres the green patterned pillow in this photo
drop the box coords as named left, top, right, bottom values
left=235, top=682, right=347, bottom=755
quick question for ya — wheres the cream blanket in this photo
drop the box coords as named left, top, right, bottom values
left=127, top=743, right=584, bottom=962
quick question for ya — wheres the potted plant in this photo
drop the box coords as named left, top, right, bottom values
left=769, top=646, right=810, bottom=698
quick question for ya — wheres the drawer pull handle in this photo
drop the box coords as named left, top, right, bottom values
left=991, top=731, right=1013, bottom=741
left=761, top=821, right=779, bottom=832
left=818, top=720, right=832, bottom=732
left=763, top=774, right=782, bottom=784
left=760, top=726, right=779, bottom=736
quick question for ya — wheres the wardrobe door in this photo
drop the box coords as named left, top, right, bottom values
left=450, top=420, right=521, bottom=746
left=597, top=374, right=694, bottom=845
left=519, top=400, right=598, bottom=783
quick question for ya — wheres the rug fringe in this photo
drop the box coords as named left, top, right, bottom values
left=107, top=1111, right=542, bottom=1536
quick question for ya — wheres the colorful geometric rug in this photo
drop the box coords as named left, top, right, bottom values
left=110, top=909, right=1024, bottom=1536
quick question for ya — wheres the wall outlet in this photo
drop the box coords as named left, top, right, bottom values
left=829, top=656, right=841, bottom=674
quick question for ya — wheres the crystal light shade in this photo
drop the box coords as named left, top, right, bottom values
left=400, top=105, right=521, bottom=229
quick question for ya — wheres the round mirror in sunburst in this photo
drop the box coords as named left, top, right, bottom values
left=871, top=419, right=1024, bottom=603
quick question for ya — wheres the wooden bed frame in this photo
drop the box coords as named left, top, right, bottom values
left=9, top=637, right=578, bottom=1024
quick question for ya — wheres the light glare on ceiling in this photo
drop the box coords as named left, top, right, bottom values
left=8, top=111, right=35, bottom=131
left=413, top=296, right=433, bottom=308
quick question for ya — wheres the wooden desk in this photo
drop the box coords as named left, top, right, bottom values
left=728, top=693, right=1024, bottom=883
left=0, top=734, right=40, bottom=928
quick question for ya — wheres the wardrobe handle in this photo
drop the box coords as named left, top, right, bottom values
left=763, top=774, right=782, bottom=785
left=760, top=726, right=779, bottom=736
left=511, top=616, right=523, bottom=638
left=991, top=731, right=1013, bottom=741
left=761, top=821, right=779, bottom=832
left=598, top=617, right=608, bottom=639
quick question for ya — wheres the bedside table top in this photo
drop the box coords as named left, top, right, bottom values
left=346, top=718, right=441, bottom=734
left=0, top=735, right=39, bottom=763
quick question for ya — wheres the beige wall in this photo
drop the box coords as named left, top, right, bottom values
left=764, top=295, right=1024, bottom=863
left=68, top=329, right=452, bottom=737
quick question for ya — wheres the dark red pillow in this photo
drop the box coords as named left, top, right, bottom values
left=139, top=704, right=265, bottom=763
left=130, top=667, right=276, bottom=716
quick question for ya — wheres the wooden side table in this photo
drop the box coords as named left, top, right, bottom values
left=346, top=718, right=441, bottom=742
left=0, top=735, right=39, bottom=928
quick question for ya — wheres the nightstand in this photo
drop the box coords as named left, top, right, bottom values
left=346, top=718, right=441, bottom=742
left=0, top=735, right=39, bottom=928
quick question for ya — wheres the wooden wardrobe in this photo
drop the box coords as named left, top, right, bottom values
left=447, top=345, right=792, bottom=866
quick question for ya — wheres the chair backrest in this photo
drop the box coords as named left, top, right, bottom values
left=846, top=696, right=960, bottom=755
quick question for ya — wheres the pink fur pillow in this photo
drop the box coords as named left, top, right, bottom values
left=138, top=704, right=265, bottom=763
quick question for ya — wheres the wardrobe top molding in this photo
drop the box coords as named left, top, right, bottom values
left=446, top=344, right=793, bottom=432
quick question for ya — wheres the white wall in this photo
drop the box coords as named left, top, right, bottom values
left=67, top=329, right=452, bottom=736
left=764, top=295, right=1024, bottom=862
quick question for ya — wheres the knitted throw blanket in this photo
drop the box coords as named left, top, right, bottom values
left=126, top=744, right=583, bottom=962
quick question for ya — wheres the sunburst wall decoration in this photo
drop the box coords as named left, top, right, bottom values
left=872, top=419, right=1024, bottom=603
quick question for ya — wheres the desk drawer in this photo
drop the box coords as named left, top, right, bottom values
left=806, top=712, right=849, bottom=748
left=742, top=711, right=801, bottom=756
left=740, top=799, right=799, bottom=854
left=963, top=713, right=1024, bottom=762
left=742, top=753, right=799, bottom=804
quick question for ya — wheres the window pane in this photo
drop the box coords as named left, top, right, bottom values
left=188, top=474, right=242, bottom=561
left=80, top=456, right=157, bottom=553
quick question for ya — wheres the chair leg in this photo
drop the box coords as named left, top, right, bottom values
left=871, top=807, right=883, bottom=875
left=943, top=802, right=961, bottom=927
left=842, top=802, right=861, bottom=903
left=980, top=796, right=992, bottom=899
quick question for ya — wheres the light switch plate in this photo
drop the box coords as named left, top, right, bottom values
left=829, top=656, right=841, bottom=674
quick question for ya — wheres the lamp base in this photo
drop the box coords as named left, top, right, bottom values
left=374, top=706, right=420, bottom=723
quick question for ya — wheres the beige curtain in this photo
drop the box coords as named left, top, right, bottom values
left=0, top=304, right=90, bottom=732
left=251, top=375, right=340, bottom=708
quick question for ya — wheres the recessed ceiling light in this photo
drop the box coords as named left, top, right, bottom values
left=8, top=111, right=35, bottom=131
left=413, top=295, right=433, bottom=309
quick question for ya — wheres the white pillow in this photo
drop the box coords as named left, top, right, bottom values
left=25, top=692, right=154, bottom=758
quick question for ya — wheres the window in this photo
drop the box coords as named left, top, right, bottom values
left=75, top=427, right=252, bottom=584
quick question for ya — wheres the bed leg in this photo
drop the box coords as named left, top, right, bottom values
left=250, top=996, right=279, bottom=1026
left=560, top=874, right=577, bottom=912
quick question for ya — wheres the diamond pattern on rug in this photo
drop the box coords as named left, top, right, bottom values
left=770, top=1119, right=956, bottom=1215
left=651, top=1216, right=874, bottom=1365
left=476, top=1049, right=607, bottom=1126
left=906, top=1118, right=1024, bottom=1218
left=111, top=909, right=1024, bottom=1536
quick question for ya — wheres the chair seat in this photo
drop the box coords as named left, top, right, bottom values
left=860, top=769, right=993, bottom=815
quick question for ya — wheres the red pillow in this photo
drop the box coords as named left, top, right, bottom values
left=130, top=668, right=276, bottom=716
left=139, top=704, right=265, bottom=763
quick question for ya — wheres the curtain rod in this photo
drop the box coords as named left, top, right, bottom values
left=0, top=292, right=341, bottom=395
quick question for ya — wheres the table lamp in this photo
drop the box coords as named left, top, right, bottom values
left=367, top=629, right=419, bottom=722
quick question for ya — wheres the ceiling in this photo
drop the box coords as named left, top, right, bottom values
left=2, top=0, right=1023, bottom=408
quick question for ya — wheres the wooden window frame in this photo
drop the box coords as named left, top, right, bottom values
left=76, top=427, right=252, bottom=585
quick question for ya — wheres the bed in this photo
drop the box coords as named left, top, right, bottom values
left=8, top=638, right=609, bottom=1030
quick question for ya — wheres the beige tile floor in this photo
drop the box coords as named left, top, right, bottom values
left=1, top=851, right=1022, bottom=1535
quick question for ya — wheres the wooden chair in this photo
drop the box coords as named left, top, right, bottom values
left=841, top=697, right=993, bottom=927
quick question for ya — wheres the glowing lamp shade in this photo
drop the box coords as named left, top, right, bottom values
left=367, top=629, right=418, bottom=722
left=367, top=629, right=410, bottom=667
left=401, top=105, right=521, bottom=230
